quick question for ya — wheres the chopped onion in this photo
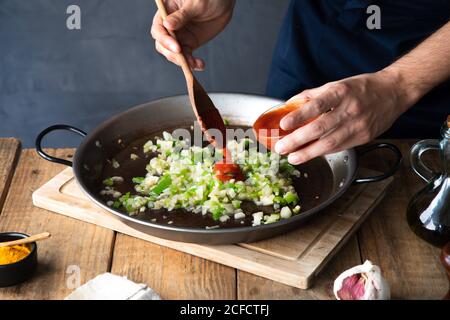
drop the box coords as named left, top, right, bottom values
left=103, top=137, right=302, bottom=224
left=252, top=212, right=264, bottom=226
left=280, top=206, right=292, bottom=219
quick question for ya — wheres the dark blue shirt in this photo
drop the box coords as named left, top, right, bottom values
left=267, top=0, right=450, bottom=138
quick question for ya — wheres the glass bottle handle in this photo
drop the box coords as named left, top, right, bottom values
left=410, top=139, right=440, bottom=183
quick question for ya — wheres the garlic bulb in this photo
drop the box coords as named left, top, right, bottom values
left=333, top=260, right=390, bottom=300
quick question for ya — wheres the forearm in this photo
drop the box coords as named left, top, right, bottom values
left=382, top=21, right=450, bottom=108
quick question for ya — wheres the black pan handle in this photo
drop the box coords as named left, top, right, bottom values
left=35, top=124, right=87, bottom=167
left=354, top=143, right=402, bottom=184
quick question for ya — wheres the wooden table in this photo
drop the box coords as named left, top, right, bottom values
left=0, top=138, right=447, bottom=299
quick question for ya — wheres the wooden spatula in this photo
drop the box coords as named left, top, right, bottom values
left=154, top=0, right=227, bottom=148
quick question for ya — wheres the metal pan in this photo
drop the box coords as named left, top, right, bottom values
left=35, top=93, right=402, bottom=244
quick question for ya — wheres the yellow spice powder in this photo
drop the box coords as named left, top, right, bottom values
left=0, top=244, right=31, bottom=265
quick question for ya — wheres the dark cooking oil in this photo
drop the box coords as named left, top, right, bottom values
left=407, top=180, right=450, bottom=247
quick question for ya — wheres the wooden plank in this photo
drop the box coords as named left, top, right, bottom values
left=237, top=237, right=362, bottom=299
left=239, top=183, right=367, bottom=260
left=33, top=166, right=391, bottom=290
left=0, top=138, right=21, bottom=212
left=0, top=149, right=115, bottom=300
left=111, top=234, right=237, bottom=300
left=357, top=140, right=448, bottom=299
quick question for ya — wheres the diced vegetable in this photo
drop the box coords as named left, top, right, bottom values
left=103, top=178, right=114, bottom=187
left=280, top=161, right=295, bottom=174
left=143, top=140, right=157, bottom=153
left=284, top=191, right=299, bottom=205
left=103, top=176, right=124, bottom=187
left=104, top=137, right=302, bottom=225
left=252, top=212, right=264, bottom=226
left=264, top=213, right=280, bottom=224
left=162, top=131, right=172, bottom=140
left=280, top=206, right=292, bottom=219
left=151, top=175, right=172, bottom=195
left=232, top=200, right=241, bottom=209
left=234, top=212, right=246, bottom=220
left=132, top=177, right=145, bottom=184
left=112, top=159, right=120, bottom=169
left=120, top=192, right=131, bottom=203
left=211, top=207, right=225, bottom=221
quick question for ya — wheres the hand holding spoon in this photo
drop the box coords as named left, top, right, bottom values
left=155, top=0, right=243, bottom=181
left=154, top=0, right=227, bottom=148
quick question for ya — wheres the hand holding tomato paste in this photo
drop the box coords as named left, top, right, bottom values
left=253, top=99, right=314, bottom=152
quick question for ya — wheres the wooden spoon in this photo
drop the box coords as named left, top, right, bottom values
left=154, top=0, right=227, bottom=148
left=0, top=232, right=51, bottom=248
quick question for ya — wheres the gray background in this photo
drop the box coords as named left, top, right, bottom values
left=0, top=0, right=289, bottom=147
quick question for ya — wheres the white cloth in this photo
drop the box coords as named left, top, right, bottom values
left=65, top=273, right=161, bottom=300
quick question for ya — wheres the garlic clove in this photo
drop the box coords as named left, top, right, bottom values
left=333, top=260, right=390, bottom=300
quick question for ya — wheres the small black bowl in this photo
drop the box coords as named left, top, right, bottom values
left=0, top=232, right=38, bottom=287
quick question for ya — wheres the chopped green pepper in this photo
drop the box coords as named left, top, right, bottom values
left=151, top=175, right=172, bottom=195
left=232, top=200, right=242, bottom=209
left=113, top=201, right=121, bottom=209
left=280, top=162, right=295, bottom=174
left=132, top=177, right=145, bottom=184
left=284, top=191, right=299, bottom=205
left=211, top=207, right=225, bottom=221
left=120, top=192, right=131, bottom=203
left=103, top=178, right=114, bottom=187
left=274, top=196, right=286, bottom=205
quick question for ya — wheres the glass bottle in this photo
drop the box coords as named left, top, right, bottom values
left=407, top=116, right=450, bottom=247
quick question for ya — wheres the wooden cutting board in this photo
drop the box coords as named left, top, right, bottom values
left=32, top=167, right=392, bottom=289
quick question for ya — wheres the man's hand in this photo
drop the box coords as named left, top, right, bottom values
left=274, top=70, right=415, bottom=165
left=151, top=0, right=235, bottom=70
left=275, top=21, right=450, bottom=165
